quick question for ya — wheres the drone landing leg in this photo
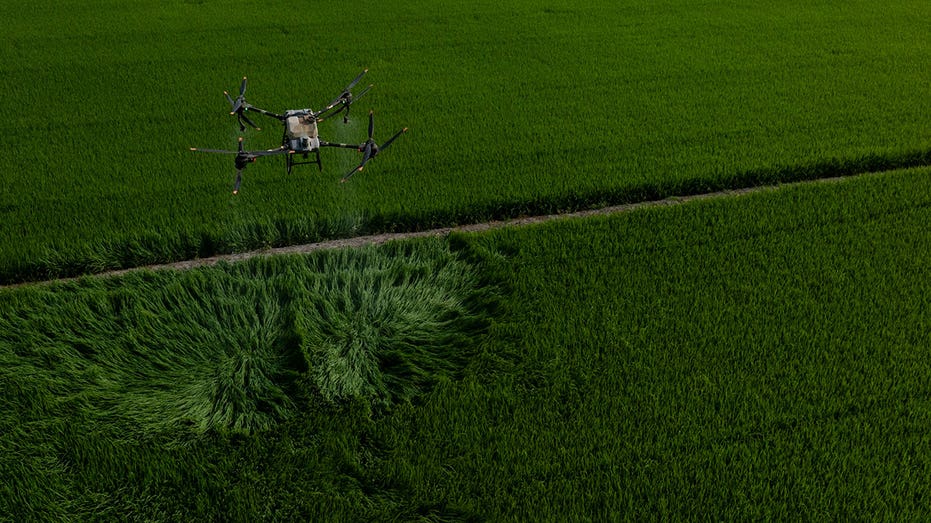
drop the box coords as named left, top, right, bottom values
left=316, top=150, right=323, bottom=171
left=286, top=154, right=293, bottom=174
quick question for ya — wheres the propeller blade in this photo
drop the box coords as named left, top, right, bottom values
left=240, top=76, right=248, bottom=96
left=341, top=164, right=364, bottom=183
left=380, top=127, right=408, bottom=151
left=233, top=169, right=243, bottom=194
left=224, top=91, right=236, bottom=111
left=347, top=69, right=368, bottom=90
left=239, top=112, right=261, bottom=131
left=236, top=115, right=246, bottom=132
left=361, top=141, right=374, bottom=165
left=323, top=71, right=370, bottom=113
left=322, top=96, right=343, bottom=113
left=355, top=84, right=373, bottom=101
left=341, top=140, right=375, bottom=183
left=367, top=111, right=374, bottom=140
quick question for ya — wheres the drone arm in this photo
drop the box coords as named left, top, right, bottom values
left=190, top=147, right=238, bottom=154
left=314, top=103, right=346, bottom=121
left=244, top=104, right=284, bottom=120
left=249, top=146, right=293, bottom=157
left=319, top=140, right=361, bottom=150
left=322, top=96, right=343, bottom=112
left=341, top=163, right=365, bottom=182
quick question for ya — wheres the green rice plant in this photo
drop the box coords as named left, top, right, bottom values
left=115, top=273, right=296, bottom=434
left=2, top=0, right=930, bottom=282
left=0, top=238, right=498, bottom=519
left=0, top=239, right=493, bottom=434
left=6, top=168, right=931, bottom=518
left=367, top=166, right=931, bottom=520
left=0, top=271, right=294, bottom=436
left=290, top=243, right=489, bottom=405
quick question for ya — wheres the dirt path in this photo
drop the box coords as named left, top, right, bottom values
left=0, top=173, right=870, bottom=290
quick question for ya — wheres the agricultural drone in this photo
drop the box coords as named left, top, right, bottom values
left=190, top=70, right=408, bottom=194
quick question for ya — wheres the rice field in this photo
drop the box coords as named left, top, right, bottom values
left=4, top=0, right=931, bottom=519
left=3, top=167, right=931, bottom=519
left=2, top=0, right=929, bottom=282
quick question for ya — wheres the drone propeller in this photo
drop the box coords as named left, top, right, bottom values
left=380, top=127, right=407, bottom=151
left=226, top=77, right=247, bottom=112
left=190, top=137, right=291, bottom=194
left=341, top=111, right=408, bottom=182
left=347, top=69, right=367, bottom=90
left=319, top=69, right=372, bottom=123
left=233, top=169, right=244, bottom=195
left=224, top=77, right=261, bottom=132
left=239, top=112, right=260, bottom=132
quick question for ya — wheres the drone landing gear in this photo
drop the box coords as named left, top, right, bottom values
left=286, top=150, right=323, bottom=174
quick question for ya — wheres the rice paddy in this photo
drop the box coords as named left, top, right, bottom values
left=3, top=0, right=931, bottom=519
left=4, top=168, right=931, bottom=519
left=2, top=0, right=929, bottom=282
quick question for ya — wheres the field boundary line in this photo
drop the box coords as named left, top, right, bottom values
left=0, top=171, right=888, bottom=290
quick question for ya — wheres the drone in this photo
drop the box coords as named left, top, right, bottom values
left=190, top=70, right=408, bottom=194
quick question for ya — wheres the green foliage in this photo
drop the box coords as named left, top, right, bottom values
left=0, top=270, right=295, bottom=436
left=292, top=246, right=486, bottom=405
left=4, top=0, right=931, bottom=518
left=2, top=0, right=930, bottom=282
left=119, top=273, right=295, bottom=434
left=377, top=166, right=931, bottom=520
left=0, top=240, right=495, bottom=519
left=5, top=169, right=931, bottom=518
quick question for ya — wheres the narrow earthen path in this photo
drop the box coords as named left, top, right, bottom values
left=0, top=172, right=881, bottom=290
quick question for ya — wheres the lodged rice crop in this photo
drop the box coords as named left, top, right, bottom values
left=1, top=0, right=930, bottom=282
left=0, top=238, right=497, bottom=520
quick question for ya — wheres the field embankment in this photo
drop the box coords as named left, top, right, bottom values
left=0, top=163, right=923, bottom=290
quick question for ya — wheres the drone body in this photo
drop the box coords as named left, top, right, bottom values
left=190, top=70, right=407, bottom=193
left=284, top=111, right=320, bottom=152
left=282, top=110, right=323, bottom=173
